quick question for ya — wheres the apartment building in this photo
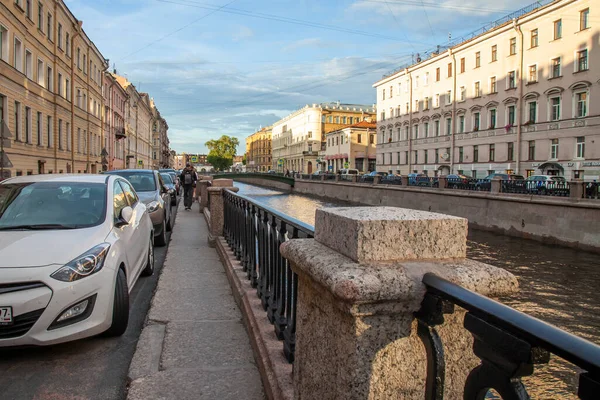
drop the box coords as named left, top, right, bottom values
left=272, top=102, right=376, bottom=173
left=373, top=0, right=599, bottom=180
left=151, top=100, right=169, bottom=169
left=325, top=120, right=377, bottom=172
left=0, top=0, right=107, bottom=177
left=245, top=126, right=272, bottom=172
left=103, top=71, right=128, bottom=170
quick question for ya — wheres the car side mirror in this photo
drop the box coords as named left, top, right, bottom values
left=116, top=206, right=133, bottom=227
left=161, top=185, right=169, bottom=194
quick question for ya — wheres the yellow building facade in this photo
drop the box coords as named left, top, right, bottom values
left=245, top=126, right=271, bottom=172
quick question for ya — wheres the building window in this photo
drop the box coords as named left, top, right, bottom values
left=424, top=72, right=429, bottom=85
left=424, top=122, right=429, bottom=137
left=57, top=24, right=62, bottom=49
left=458, top=147, right=464, bottom=162
left=0, top=24, right=8, bottom=63
left=473, top=145, right=479, bottom=162
left=14, top=101, right=21, bottom=141
left=14, top=37, right=23, bottom=72
left=36, top=111, right=42, bottom=145
left=47, top=115, right=52, bottom=147
left=415, top=77, right=419, bottom=89
left=550, top=139, right=558, bottom=159
left=446, top=117, right=452, bottom=135
left=37, top=2, right=43, bottom=31
left=528, top=65, right=537, bottom=83
left=576, top=49, right=588, bottom=72
left=424, top=97, right=429, bottom=110
left=414, top=99, right=419, bottom=112
left=576, top=92, right=587, bottom=117
left=47, top=13, right=52, bottom=40
left=475, top=52, right=480, bottom=68
left=66, top=33, right=70, bottom=56
left=83, top=55, right=87, bottom=74
left=473, top=112, right=480, bottom=131
left=434, top=94, right=440, bottom=108
left=580, top=8, right=589, bottom=30
left=58, top=119, right=62, bottom=149
left=47, top=65, right=53, bottom=90
left=25, top=0, right=31, bottom=18
left=369, top=134, right=374, bottom=144
left=65, top=78, right=70, bottom=101
left=490, top=76, right=497, bottom=93
left=474, top=81, right=481, bottom=97
left=508, top=71, right=516, bottom=89
left=509, top=37, right=516, bottom=55
left=508, top=142, right=514, bottom=161
left=528, top=101, right=537, bottom=123
left=37, top=59, right=44, bottom=86
left=551, top=57, right=561, bottom=78
left=530, top=29, right=538, bottom=48
left=58, top=73, right=63, bottom=96
left=434, top=120, right=440, bottom=136
left=447, top=63, right=452, bottom=78
left=460, top=86, right=466, bottom=101
left=436, top=67, right=440, bottom=81
left=25, top=50, right=32, bottom=79
left=414, top=150, right=418, bottom=164
left=491, top=45, right=497, bottom=62
left=489, top=144, right=495, bottom=161
left=554, top=19, right=562, bottom=40
left=389, top=86, right=393, bottom=98
left=490, top=109, right=496, bottom=128
left=413, top=124, right=419, bottom=139
left=508, top=105, right=516, bottom=126
left=528, top=141, right=535, bottom=160
left=382, top=88, right=385, bottom=100
left=381, top=111, right=385, bottom=121
left=446, top=90, right=451, bottom=105
left=357, top=134, right=362, bottom=144
left=550, top=97, right=561, bottom=121
left=459, top=116, right=465, bottom=133
left=576, top=137, right=585, bottom=158
left=460, top=57, right=465, bottom=73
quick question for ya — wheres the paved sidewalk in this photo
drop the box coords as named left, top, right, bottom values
left=127, top=201, right=265, bottom=400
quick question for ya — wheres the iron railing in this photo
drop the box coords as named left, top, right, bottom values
left=358, top=175, right=374, bottom=183
left=408, top=177, right=439, bottom=188
left=324, top=174, right=336, bottom=181
left=380, top=175, right=402, bottom=185
left=445, top=178, right=492, bottom=192
left=416, top=273, right=600, bottom=399
left=223, top=189, right=314, bottom=363
left=500, top=179, right=530, bottom=195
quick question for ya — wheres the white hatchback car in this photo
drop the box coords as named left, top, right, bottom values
left=0, top=174, right=154, bottom=347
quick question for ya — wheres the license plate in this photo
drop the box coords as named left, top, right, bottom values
left=0, top=307, right=13, bottom=325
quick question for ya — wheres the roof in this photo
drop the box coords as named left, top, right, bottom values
left=1, top=174, right=110, bottom=184
left=326, top=120, right=377, bottom=135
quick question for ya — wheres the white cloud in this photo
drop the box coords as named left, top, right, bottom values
left=232, top=26, right=255, bottom=41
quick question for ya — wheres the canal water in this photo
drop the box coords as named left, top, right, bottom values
left=235, top=181, right=600, bottom=399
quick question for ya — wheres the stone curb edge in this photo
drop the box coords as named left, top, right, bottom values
left=216, top=237, right=293, bottom=400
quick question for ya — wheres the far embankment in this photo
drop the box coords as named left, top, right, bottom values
left=209, top=173, right=294, bottom=191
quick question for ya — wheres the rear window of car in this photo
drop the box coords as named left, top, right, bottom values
left=108, top=172, right=156, bottom=192
left=551, top=177, right=566, bottom=182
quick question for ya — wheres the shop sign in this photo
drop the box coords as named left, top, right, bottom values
left=583, top=161, right=600, bottom=167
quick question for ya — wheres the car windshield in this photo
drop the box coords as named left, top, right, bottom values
left=0, top=182, right=107, bottom=229
left=108, top=171, right=156, bottom=192
left=160, top=173, right=174, bottom=184
left=551, top=176, right=566, bottom=182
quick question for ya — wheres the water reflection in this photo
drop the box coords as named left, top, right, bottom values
left=236, top=182, right=600, bottom=399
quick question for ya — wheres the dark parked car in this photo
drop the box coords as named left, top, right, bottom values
left=475, top=173, right=525, bottom=191
left=408, top=173, right=437, bottom=187
left=160, top=173, right=178, bottom=206
left=159, top=169, right=180, bottom=195
left=104, top=169, right=173, bottom=246
left=446, top=174, right=473, bottom=189
left=525, top=175, right=568, bottom=195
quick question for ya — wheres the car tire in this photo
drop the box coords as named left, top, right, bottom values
left=104, top=268, right=129, bottom=337
left=155, top=220, right=167, bottom=247
left=166, top=212, right=173, bottom=232
left=141, top=237, right=154, bottom=277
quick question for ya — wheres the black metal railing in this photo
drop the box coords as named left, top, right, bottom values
left=223, top=189, right=314, bottom=363
left=500, top=179, right=530, bottom=195
left=358, top=175, right=374, bottom=183
left=408, top=177, right=439, bottom=188
left=324, top=174, right=336, bottom=181
left=339, top=175, right=354, bottom=182
left=415, top=273, right=600, bottom=399
left=380, top=175, right=402, bottom=185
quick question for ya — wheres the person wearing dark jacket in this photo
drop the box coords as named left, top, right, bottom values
left=179, top=164, right=198, bottom=210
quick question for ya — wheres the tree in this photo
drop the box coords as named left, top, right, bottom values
left=242, top=154, right=247, bottom=166
left=205, top=135, right=239, bottom=171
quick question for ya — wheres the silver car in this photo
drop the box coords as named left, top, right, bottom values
left=104, top=169, right=173, bottom=246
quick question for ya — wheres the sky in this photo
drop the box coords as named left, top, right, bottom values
left=65, top=0, right=531, bottom=155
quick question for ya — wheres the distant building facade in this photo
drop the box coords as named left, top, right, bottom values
left=103, top=72, right=128, bottom=170
left=151, top=100, right=169, bottom=169
left=272, top=102, right=376, bottom=173
left=325, top=121, right=377, bottom=173
left=246, top=126, right=272, bottom=172
left=373, top=0, right=599, bottom=180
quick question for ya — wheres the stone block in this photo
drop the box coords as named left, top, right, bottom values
left=314, top=207, right=467, bottom=263
left=212, top=178, right=234, bottom=187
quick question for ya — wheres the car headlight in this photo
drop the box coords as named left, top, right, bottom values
left=147, top=200, right=160, bottom=213
left=51, top=244, right=111, bottom=282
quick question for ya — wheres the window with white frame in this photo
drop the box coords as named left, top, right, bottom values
left=508, top=71, right=516, bottom=89
left=489, top=109, right=497, bottom=128
left=509, top=37, right=517, bottom=55
left=580, top=8, right=589, bottom=31
left=575, top=91, right=588, bottom=117
left=554, top=19, right=562, bottom=39
left=37, top=59, right=43, bottom=86
left=434, top=120, right=440, bottom=136
left=424, top=122, right=429, bottom=137
left=490, top=76, right=497, bottom=93
left=576, top=137, right=585, bottom=158
left=530, top=29, right=538, bottom=48
left=424, top=72, right=429, bottom=86
left=14, top=37, right=23, bottom=72
left=550, top=139, right=558, bottom=159
left=25, top=50, right=32, bottom=79
left=424, top=97, right=429, bottom=110
left=459, top=115, right=465, bottom=133
left=25, top=107, right=32, bottom=143
left=36, top=111, right=42, bottom=145
left=66, top=33, right=70, bottom=56
left=550, top=97, right=561, bottom=121
left=414, top=99, right=419, bottom=112
left=47, top=115, right=52, bottom=148
left=446, top=117, right=452, bottom=135
left=58, top=23, right=62, bottom=49
left=14, top=101, right=21, bottom=141
left=473, top=112, right=480, bottom=131
left=58, top=73, right=63, bottom=97
left=576, top=49, right=588, bottom=72
left=460, top=86, right=466, bottom=101
left=37, top=2, right=43, bottom=31
left=474, top=81, right=481, bottom=97
left=47, top=65, right=52, bottom=90
left=0, top=24, right=8, bottom=62
left=507, top=105, right=516, bottom=126
left=528, top=65, right=537, bottom=83
left=551, top=57, right=561, bottom=78
left=446, top=90, right=451, bottom=105
left=434, top=94, right=440, bottom=108
left=528, top=101, right=537, bottom=123
left=491, top=45, right=497, bottom=62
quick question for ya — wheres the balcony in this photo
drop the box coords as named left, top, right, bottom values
left=115, top=128, right=126, bottom=139
left=302, top=151, right=317, bottom=156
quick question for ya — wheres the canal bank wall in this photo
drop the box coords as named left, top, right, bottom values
left=288, top=180, right=600, bottom=253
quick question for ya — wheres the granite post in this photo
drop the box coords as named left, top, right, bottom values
left=373, top=175, right=381, bottom=185
left=197, top=176, right=213, bottom=213
left=491, top=176, right=502, bottom=193
left=280, top=207, right=519, bottom=400
left=400, top=175, right=409, bottom=186
left=570, top=180, right=584, bottom=199
left=438, top=175, right=448, bottom=189
left=207, top=181, right=239, bottom=246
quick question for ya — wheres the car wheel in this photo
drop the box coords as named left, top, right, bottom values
left=104, top=268, right=129, bottom=337
left=155, top=220, right=167, bottom=247
left=166, top=212, right=173, bottom=232
left=141, top=237, right=154, bottom=277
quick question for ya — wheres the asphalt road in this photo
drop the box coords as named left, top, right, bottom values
left=0, top=200, right=180, bottom=400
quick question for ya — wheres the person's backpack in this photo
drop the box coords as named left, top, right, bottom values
left=183, top=171, right=193, bottom=185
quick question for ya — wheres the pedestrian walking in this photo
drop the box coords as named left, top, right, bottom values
left=180, top=163, right=198, bottom=210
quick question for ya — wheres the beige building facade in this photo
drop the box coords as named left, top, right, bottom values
left=272, top=102, right=376, bottom=174
left=1, top=0, right=107, bottom=177
left=325, top=121, right=377, bottom=172
left=151, top=100, right=169, bottom=169
left=245, top=126, right=272, bottom=172
left=373, top=0, right=599, bottom=180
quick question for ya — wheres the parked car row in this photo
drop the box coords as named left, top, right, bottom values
left=0, top=169, right=180, bottom=348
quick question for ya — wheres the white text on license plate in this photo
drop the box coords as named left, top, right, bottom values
left=0, top=307, right=13, bottom=325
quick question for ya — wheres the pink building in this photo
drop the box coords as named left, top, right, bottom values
left=103, top=71, right=128, bottom=170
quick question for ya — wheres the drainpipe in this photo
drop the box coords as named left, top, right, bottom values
left=70, top=21, right=82, bottom=173
left=514, top=18, right=524, bottom=174
left=407, top=69, right=413, bottom=173
left=450, top=49, right=457, bottom=174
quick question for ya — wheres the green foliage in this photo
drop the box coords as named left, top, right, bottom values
left=205, top=135, right=239, bottom=159
left=207, top=154, right=233, bottom=171
left=242, top=154, right=247, bottom=165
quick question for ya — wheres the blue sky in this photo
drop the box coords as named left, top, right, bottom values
left=66, top=0, right=528, bottom=154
